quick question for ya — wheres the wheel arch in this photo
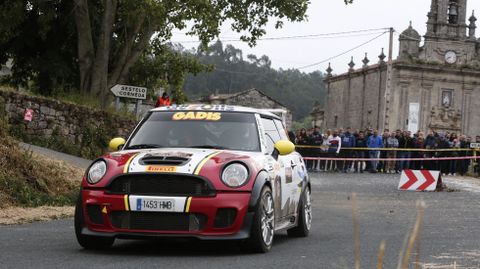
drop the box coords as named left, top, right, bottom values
left=248, top=170, right=271, bottom=211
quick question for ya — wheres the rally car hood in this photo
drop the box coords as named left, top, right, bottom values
left=84, top=148, right=266, bottom=191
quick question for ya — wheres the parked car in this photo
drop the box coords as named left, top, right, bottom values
left=75, top=104, right=312, bottom=253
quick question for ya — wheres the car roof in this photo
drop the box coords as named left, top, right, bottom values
left=150, top=104, right=281, bottom=120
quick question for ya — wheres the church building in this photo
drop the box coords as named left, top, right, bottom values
left=324, top=0, right=480, bottom=136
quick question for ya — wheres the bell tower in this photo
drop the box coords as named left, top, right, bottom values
left=425, top=0, right=468, bottom=40
left=421, top=0, right=477, bottom=65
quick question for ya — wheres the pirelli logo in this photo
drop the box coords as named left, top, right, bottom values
left=145, top=166, right=177, bottom=173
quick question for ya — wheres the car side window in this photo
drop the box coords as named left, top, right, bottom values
left=261, top=117, right=281, bottom=153
left=274, top=119, right=288, bottom=140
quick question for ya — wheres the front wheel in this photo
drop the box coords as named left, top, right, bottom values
left=287, top=186, right=312, bottom=237
left=241, top=186, right=275, bottom=253
left=74, top=194, right=115, bottom=249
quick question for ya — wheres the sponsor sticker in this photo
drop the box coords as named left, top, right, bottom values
left=167, top=104, right=234, bottom=111
left=172, top=111, right=221, bottom=121
left=146, top=166, right=177, bottom=173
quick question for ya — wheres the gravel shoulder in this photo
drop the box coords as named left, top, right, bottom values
left=0, top=206, right=74, bottom=225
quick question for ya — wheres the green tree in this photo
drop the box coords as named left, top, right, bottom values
left=73, top=0, right=310, bottom=106
left=2, top=0, right=311, bottom=106
left=0, top=1, right=78, bottom=95
left=129, top=42, right=211, bottom=103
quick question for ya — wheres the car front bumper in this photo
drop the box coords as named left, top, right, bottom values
left=80, top=189, right=253, bottom=240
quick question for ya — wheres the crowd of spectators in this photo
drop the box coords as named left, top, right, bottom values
left=292, top=126, right=480, bottom=176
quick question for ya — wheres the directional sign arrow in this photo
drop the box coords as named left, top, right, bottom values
left=400, top=169, right=418, bottom=190
left=110, top=84, right=147, bottom=100
left=417, top=170, right=436, bottom=191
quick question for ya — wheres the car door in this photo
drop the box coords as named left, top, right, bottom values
left=273, top=119, right=303, bottom=218
left=260, top=117, right=300, bottom=225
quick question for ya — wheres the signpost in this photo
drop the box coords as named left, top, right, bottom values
left=110, top=84, right=147, bottom=118
left=470, top=143, right=480, bottom=149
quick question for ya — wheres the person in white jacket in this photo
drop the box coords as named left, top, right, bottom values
left=327, top=130, right=342, bottom=171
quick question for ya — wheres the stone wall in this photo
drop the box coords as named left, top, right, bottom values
left=0, top=89, right=136, bottom=157
left=325, top=64, right=387, bottom=130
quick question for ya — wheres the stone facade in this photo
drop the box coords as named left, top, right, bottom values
left=325, top=0, right=480, bottom=136
left=0, top=89, right=136, bottom=144
left=199, top=88, right=293, bottom=128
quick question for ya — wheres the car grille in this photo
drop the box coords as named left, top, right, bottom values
left=140, top=156, right=189, bottom=166
left=106, top=174, right=215, bottom=196
left=109, top=211, right=207, bottom=231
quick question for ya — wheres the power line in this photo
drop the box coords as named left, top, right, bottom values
left=172, top=27, right=390, bottom=43
left=296, top=31, right=389, bottom=70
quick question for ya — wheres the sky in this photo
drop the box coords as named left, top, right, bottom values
left=172, top=0, right=480, bottom=75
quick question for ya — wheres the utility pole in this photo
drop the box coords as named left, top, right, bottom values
left=382, top=27, right=395, bottom=131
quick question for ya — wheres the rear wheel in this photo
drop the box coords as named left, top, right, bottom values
left=241, top=186, right=275, bottom=253
left=287, top=186, right=312, bottom=237
left=74, top=194, right=114, bottom=249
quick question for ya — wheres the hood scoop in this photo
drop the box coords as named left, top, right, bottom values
left=140, top=156, right=190, bottom=166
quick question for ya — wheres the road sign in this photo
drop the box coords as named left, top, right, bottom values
left=470, top=143, right=480, bottom=149
left=398, top=170, right=442, bottom=192
left=110, top=84, right=147, bottom=100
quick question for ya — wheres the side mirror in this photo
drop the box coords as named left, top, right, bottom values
left=274, top=140, right=295, bottom=156
left=108, top=137, right=126, bottom=151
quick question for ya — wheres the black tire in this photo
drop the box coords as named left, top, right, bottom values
left=287, top=186, right=312, bottom=237
left=74, top=194, right=115, bottom=249
left=241, top=185, right=275, bottom=253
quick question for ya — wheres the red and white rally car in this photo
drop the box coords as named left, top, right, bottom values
left=75, top=104, right=312, bottom=253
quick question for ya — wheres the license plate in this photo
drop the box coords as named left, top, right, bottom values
left=136, top=198, right=175, bottom=212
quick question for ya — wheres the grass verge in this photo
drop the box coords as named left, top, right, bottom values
left=0, top=118, right=83, bottom=208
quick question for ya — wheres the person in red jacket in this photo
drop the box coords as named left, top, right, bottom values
left=155, top=92, right=171, bottom=107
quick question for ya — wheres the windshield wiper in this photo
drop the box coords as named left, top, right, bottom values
left=189, top=145, right=229, bottom=150
left=126, top=144, right=164, bottom=149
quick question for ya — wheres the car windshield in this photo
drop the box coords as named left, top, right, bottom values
left=126, top=111, right=261, bottom=152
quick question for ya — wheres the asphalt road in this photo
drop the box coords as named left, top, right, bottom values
left=19, top=142, right=92, bottom=169
left=1, top=172, right=479, bottom=269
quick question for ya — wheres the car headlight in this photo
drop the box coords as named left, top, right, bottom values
left=221, top=163, right=249, bottom=188
left=87, top=160, right=107, bottom=184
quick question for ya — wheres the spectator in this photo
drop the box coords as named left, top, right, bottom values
left=448, top=133, right=460, bottom=175
left=379, top=129, right=390, bottom=173
left=367, top=130, right=383, bottom=173
left=311, top=126, right=323, bottom=171
left=437, top=134, right=451, bottom=175
left=411, top=132, right=425, bottom=170
left=296, top=128, right=310, bottom=161
left=457, top=135, right=469, bottom=176
left=340, top=127, right=356, bottom=173
left=354, top=131, right=367, bottom=173
left=305, top=128, right=316, bottom=170
left=327, top=130, right=342, bottom=172
left=385, top=132, right=399, bottom=173
left=321, top=129, right=332, bottom=171
left=155, top=92, right=171, bottom=107
left=397, top=131, right=411, bottom=171
left=288, top=129, right=296, bottom=143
